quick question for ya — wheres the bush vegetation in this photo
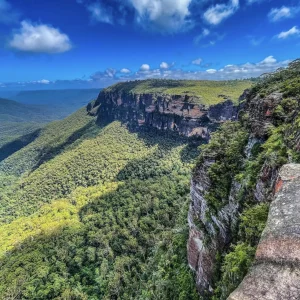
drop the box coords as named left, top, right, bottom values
left=106, top=79, right=253, bottom=105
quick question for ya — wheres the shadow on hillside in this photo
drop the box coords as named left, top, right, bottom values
left=31, top=120, right=100, bottom=172
left=0, top=129, right=42, bottom=162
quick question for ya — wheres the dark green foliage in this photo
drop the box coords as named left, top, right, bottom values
left=250, top=59, right=300, bottom=98
left=0, top=104, right=199, bottom=298
left=239, top=203, right=269, bottom=246
left=213, top=243, right=256, bottom=300
left=197, top=122, right=248, bottom=213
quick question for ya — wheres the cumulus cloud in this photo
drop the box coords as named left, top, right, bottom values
left=9, top=21, right=72, bottom=54
left=277, top=26, right=300, bottom=39
left=206, top=69, right=217, bottom=74
left=90, top=68, right=117, bottom=81
left=140, top=64, right=150, bottom=71
left=1, top=56, right=292, bottom=90
left=0, top=0, right=19, bottom=24
left=129, top=0, right=193, bottom=33
left=260, top=56, right=276, bottom=64
left=160, top=62, right=170, bottom=69
left=204, top=0, right=239, bottom=25
left=87, top=2, right=113, bottom=24
left=192, top=58, right=202, bottom=65
left=120, top=68, right=131, bottom=73
left=113, top=56, right=290, bottom=82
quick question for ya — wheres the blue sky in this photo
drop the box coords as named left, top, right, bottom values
left=0, top=0, right=299, bottom=89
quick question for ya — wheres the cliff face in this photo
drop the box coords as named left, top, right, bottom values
left=229, top=164, right=300, bottom=300
left=90, top=90, right=238, bottom=138
left=188, top=60, right=300, bottom=299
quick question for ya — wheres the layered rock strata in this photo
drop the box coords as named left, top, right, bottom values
left=89, top=91, right=238, bottom=138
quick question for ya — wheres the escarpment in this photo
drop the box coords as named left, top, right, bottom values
left=188, top=60, right=300, bottom=299
left=229, top=164, right=300, bottom=300
left=89, top=85, right=239, bottom=138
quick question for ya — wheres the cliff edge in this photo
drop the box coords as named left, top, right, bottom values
left=229, top=164, right=300, bottom=300
left=88, top=80, right=250, bottom=138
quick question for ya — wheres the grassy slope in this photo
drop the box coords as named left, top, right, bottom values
left=106, top=79, right=253, bottom=105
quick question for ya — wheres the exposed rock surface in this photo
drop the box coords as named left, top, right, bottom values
left=188, top=157, right=240, bottom=293
left=229, top=164, right=300, bottom=300
left=89, top=90, right=238, bottom=138
left=187, top=88, right=297, bottom=295
left=244, top=92, right=283, bottom=138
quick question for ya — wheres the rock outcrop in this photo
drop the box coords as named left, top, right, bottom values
left=187, top=63, right=300, bottom=297
left=188, top=151, right=241, bottom=293
left=229, top=164, right=300, bottom=300
left=89, top=90, right=238, bottom=138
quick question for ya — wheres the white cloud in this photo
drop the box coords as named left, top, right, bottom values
left=268, top=6, right=291, bottom=22
left=192, top=58, right=202, bottom=65
left=140, top=64, right=150, bottom=71
left=277, top=26, right=300, bottom=39
left=37, top=79, right=50, bottom=84
left=87, top=2, right=113, bottom=24
left=204, top=0, right=239, bottom=25
left=260, top=56, right=276, bottom=64
left=0, top=0, right=19, bottom=24
left=1, top=56, right=292, bottom=89
left=160, top=62, right=169, bottom=69
left=206, top=69, right=217, bottom=74
left=90, top=68, right=117, bottom=81
left=120, top=68, right=131, bottom=73
left=9, top=21, right=72, bottom=54
left=129, top=0, right=193, bottom=33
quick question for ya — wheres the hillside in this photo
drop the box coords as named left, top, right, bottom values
left=105, top=79, right=253, bottom=105
left=0, top=98, right=50, bottom=151
left=0, top=89, right=101, bottom=157
left=0, top=99, right=201, bottom=298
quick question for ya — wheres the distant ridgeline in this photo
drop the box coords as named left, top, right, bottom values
left=0, top=89, right=100, bottom=157
left=89, top=79, right=252, bottom=139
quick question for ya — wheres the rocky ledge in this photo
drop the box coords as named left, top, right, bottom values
left=229, top=164, right=300, bottom=300
left=89, top=90, right=238, bottom=138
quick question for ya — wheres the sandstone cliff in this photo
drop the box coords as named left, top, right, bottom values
left=229, top=164, right=300, bottom=300
left=89, top=88, right=238, bottom=138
